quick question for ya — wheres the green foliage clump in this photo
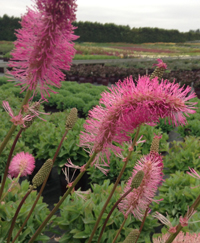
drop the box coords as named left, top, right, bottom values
left=55, top=180, right=159, bottom=243
left=20, top=111, right=88, bottom=174
left=152, top=171, right=200, bottom=226
left=0, top=178, right=55, bottom=242
left=164, top=136, right=200, bottom=174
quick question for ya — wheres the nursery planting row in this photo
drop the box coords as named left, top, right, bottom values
left=1, top=74, right=200, bottom=242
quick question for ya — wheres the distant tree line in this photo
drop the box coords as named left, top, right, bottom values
left=0, top=14, right=200, bottom=43
left=73, top=21, right=200, bottom=43
left=0, top=14, right=21, bottom=41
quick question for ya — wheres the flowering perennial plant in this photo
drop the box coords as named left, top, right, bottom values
left=8, top=0, right=78, bottom=99
left=80, top=75, right=196, bottom=166
left=118, top=152, right=164, bottom=220
left=1, top=1, right=200, bottom=243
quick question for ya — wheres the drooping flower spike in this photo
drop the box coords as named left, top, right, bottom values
left=118, top=152, right=164, bottom=221
left=8, top=152, right=35, bottom=178
left=80, top=76, right=196, bottom=165
left=8, top=0, right=78, bottom=100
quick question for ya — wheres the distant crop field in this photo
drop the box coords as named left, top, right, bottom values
left=1, top=41, right=200, bottom=60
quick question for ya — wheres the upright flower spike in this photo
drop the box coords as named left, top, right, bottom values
left=150, top=59, right=167, bottom=81
left=8, top=0, right=78, bottom=100
left=65, top=108, right=78, bottom=131
left=8, top=152, right=35, bottom=178
left=123, top=229, right=140, bottom=243
left=32, top=159, right=53, bottom=188
left=80, top=75, right=196, bottom=165
left=150, top=134, right=162, bottom=154
left=118, top=153, right=164, bottom=221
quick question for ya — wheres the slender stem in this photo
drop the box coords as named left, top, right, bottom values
left=0, top=173, right=21, bottom=203
left=0, top=89, right=32, bottom=157
left=53, top=130, right=68, bottom=163
left=87, top=126, right=141, bottom=243
left=0, top=128, right=23, bottom=200
left=7, top=187, right=33, bottom=243
left=12, top=129, right=68, bottom=243
left=97, top=187, right=133, bottom=243
left=28, top=152, right=97, bottom=243
left=112, top=218, right=127, bottom=243
left=135, top=207, right=149, bottom=243
left=165, top=194, right=200, bottom=243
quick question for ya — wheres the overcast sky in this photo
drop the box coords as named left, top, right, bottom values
left=1, top=0, right=200, bottom=32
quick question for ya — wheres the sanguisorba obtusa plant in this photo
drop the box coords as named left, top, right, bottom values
left=0, top=1, right=200, bottom=243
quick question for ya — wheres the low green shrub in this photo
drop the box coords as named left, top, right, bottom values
left=164, top=136, right=200, bottom=174
left=55, top=180, right=159, bottom=243
left=0, top=178, right=55, bottom=242
left=152, top=171, right=200, bottom=225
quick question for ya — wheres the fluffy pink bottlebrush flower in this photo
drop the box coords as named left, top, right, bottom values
left=153, top=232, right=200, bottom=243
left=80, top=76, right=196, bottom=165
left=118, top=152, right=164, bottom=221
left=8, top=152, right=35, bottom=178
left=36, top=0, right=77, bottom=30
left=8, top=1, right=78, bottom=100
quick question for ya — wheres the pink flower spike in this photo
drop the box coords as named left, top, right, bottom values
left=118, top=153, right=164, bottom=221
left=80, top=75, right=196, bottom=166
left=153, top=59, right=167, bottom=69
left=187, top=167, right=200, bottom=180
left=8, top=152, right=35, bottom=178
left=7, top=0, right=78, bottom=100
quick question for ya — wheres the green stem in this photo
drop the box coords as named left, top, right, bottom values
left=135, top=206, right=149, bottom=243
left=0, top=89, right=32, bottom=157
left=28, top=152, right=97, bottom=243
left=7, top=187, right=33, bottom=243
left=0, top=128, right=23, bottom=200
left=0, top=173, right=21, bottom=203
left=112, top=218, right=127, bottom=243
left=12, top=129, right=68, bottom=243
left=165, top=194, right=200, bottom=243
left=97, top=187, right=133, bottom=243
left=87, top=125, right=141, bottom=243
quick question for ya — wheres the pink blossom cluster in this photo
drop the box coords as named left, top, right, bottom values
left=118, top=152, right=164, bottom=221
left=80, top=76, right=196, bottom=165
left=8, top=0, right=78, bottom=99
left=8, top=152, right=35, bottom=178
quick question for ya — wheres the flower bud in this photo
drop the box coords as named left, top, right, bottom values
left=22, top=102, right=40, bottom=130
left=123, top=229, right=140, bottom=243
left=150, top=135, right=162, bottom=154
left=32, top=159, right=53, bottom=188
left=66, top=108, right=78, bottom=130
left=131, top=170, right=144, bottom=189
